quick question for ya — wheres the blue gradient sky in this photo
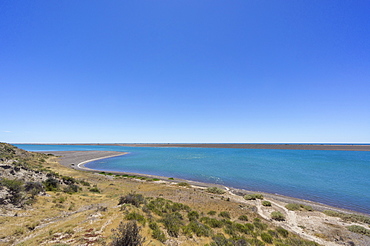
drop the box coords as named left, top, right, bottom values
left=1, top=1, right=369, bottom=143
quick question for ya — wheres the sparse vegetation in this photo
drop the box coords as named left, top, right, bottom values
left=218, top=211, right=231, bottom=219
left=262, top=200, right=272, bottom=206
left=271, top=211, right=285, bottom=221
left=206, top=187, right=226, bottom=194
left=0, top=143, right=351, bottom=245
left=110, top=221, right=144, bottom=246
left=238, top=215, right=249, bottom=221
left=323, top=210, right=370, bottom=224
left=119, top=192, right=145, bottom=207
left=347, top=225, right=370, bottom=236
left=286, top=203, right=314, bottom=211
left=244, top=193, right=264, bottom=200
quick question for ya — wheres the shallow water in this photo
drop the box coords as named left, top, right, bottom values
left=16, top=144, right=370, bottom=214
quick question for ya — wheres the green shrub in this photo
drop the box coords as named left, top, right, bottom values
left=302, top=205, right=314, bottom=211
left=160, top=212, right=183, bottom=237
left=183, top=221, right=212, bottom=237
left=119, top=193, right=145, bottom=207
left=261, top=232, right=273, bottom=243
left=218, top=211, right=230, bottom=219
left=24, top=182, right=44, bottom=196
left=187, top=211, right=200, bottom=221
left=244, top=193, right=263, bottom=200
left=79, top=180, right=90, bottom=186
left=323, top=210, right=370, bottom=224
left=276, top=226, right=289, bottom=237
left=207, top=210, right=216, bottom=216
left=253, top=221, right=268, bottom=231
left=262, top=201, right=272, bottom=206
left=110, top=221, right=144, bottom=246
left=347, top=225, right=370, bottom=236
left=206, top=187, right=226, bottom=194
left=149, top=222, right=166, bottom=242
left=177, top=182, right=191, bottom=187
left=268, top=229, right=279, bottom=238
left=271, top=211, right=285, bottom=221
left=43, top=178, right=59, bottom=191
left=61, top=176, right=76, bottom=185
left=285, top=203, right=301, bottom=211
left=245, top=223, right=254, bottom=231
left=238, top=215, right=249, bottom=221
left=200, top=217, right=223, bottom=228
left=285, top=203, right=314, bottom=212
left=89, top=187, right=100, bottom=193
left=63, top=184, right=79, bottom=194
left=1, top=178, right=25, bottom=205
left=125, top=212, right=146, bottom=226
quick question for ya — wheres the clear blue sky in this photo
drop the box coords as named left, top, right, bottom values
left=1, top=1, right=369, bottom=143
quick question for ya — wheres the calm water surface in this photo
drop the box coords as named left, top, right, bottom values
left=16, top=144, right=370, bottom=214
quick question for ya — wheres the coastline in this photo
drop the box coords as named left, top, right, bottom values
left=30, top=143, right=370, bottom=151
left=43, top=150, right=369, bottom=216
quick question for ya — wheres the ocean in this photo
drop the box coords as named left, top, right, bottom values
left=16, top=144, right=370, bottom=214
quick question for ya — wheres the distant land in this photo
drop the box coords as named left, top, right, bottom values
left=22, top=143, right=370, bottom=151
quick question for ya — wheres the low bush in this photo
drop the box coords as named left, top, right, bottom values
left=262, top=201, right=272, bottom=206
left=238, top=215, right=249, bottom=221
left=200, top=217, right=223, bottom=228
left=188, top=211, right=200, bottom=221
left=125, top=212, right=146, bottom=226
left=206, top=187, right=225, bottom=194
left=253, top=221, right=268, bottom=231
left=24, top=182, right=44, bottom=196
left=183, top=221, right=212, bottom=237
left=110, top=221, right=144, bottom=246
left=43, top=178, right=59, bottom=191
left=271, top=211, right=285, bottom=221
left=285, top=203, right=301, bottom=211
left=276, top=226, right=289, bottom=237
left=207, top=210, right=216, bottom=216
left=286, top=203, right=314, bottom=211
left=89, top=187, right=100, bottom=193
left=63, top=184, right=79, bottom=194
left=79, top=180, right=90, bottom=186
left=261, top=232, right=273, bottom=243
left=178, top=182, right=191, bottom=187
left=119, top=192, right=145, bottom=207
left=218, top=211, right=230, bottom=219
left=149, top=222, right=166, bottom=242
left=347, top=225, right=370, bottom=236
left=323, top=210, right=370, bottom=224
left=160, top=212, right=183, bottom=237
left=244, top=193, right=263, bottom=200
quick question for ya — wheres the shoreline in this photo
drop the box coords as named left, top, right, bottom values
left=43, top=150, right=370, bottom=216
left=24, top=143, right=370, bottom=151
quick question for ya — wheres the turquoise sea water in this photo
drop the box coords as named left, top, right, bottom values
left=16, top=144, right=370, bottom=214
